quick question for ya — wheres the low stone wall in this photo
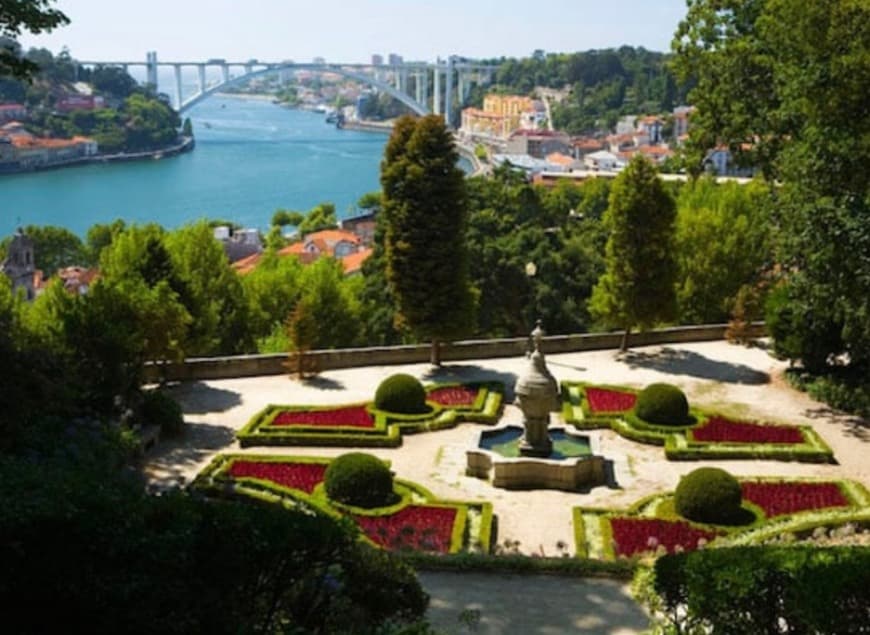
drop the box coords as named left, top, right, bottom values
left=144, top=323, right=765, bottom=383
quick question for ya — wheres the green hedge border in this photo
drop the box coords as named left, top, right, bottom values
left=561, top=381, right=835, bottom=463
left=237, top=382, right=504, bottom=448
left=192, top=453, right=494, bottom=555
left=572, top=477, right=870, bottom=560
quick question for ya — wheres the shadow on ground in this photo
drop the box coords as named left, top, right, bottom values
left=142, top=421, right=236, bottom=489
left=423, top=364, right=520, bottom=401
left=621, top=347, right=769, bottom=384
left=298, top=375, right=345, bottom=391
left=419, top=571, right=649, bottom=634
left=804, top=407, right=870, bottom=442
left=168, top=382, right=242, bottom=414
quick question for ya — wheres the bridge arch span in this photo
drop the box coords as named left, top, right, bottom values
left=178, top=64, right=430, bottom=116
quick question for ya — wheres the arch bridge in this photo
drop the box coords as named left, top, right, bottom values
left=78, top=54, right=497, bottom=126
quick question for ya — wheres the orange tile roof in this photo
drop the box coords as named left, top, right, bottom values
left=342, top=247, right=372, bottom=275
left=232, top=252, right=263, bottom=275
left=546, top=152, right=575, bottom=166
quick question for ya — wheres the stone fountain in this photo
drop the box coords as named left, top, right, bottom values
left=466, top=322, right=608, bottom=491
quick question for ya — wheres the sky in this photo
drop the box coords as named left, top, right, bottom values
left=18, top=0, right=690, bottom=64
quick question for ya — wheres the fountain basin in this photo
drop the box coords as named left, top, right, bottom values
left=467, top=425, right=607, bottom=491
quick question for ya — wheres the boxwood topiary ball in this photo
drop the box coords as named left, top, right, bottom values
left=324, top=452, right=395, bottom=509
left=675, top=467, right=743, bottom=525
left=374, top=373, right=428, bottom=414
left=635, top=383, right=690, bottom=425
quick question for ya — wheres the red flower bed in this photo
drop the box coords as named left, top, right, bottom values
left=228, top=460, right=326, bottom=494
left=354, top=505, right=457, bottom=554
left=741, top=481, right=849, bottom=518
left=690, top=416, right=804, bottom=444
left=427, top=385, right=480, bottom=407
left=272, top=405, right=375, bottom=429
left=585, top=387, right=637, bottom=414
left=609, top=517, right=722, bottom=557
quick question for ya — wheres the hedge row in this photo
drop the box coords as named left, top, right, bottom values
left=573, top=478, right=869, bottom=560
left=561, top=381, right=835, bottom=463
left=192, top=453, right=494, bottom=555
left=237, top=382, right=504, bottom=448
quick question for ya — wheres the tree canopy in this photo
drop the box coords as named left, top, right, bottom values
left=0, top=0, right=68, bottom=79
left=381, top=114, right=477, bottom=363
left=590, top=155, right=678, bottom=349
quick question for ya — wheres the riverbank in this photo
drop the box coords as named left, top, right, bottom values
left=0, top=136, right=195, bottom=176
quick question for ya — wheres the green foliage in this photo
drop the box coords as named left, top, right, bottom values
left=324, top=452, right=396, bottom=509
left=271, top=208, right=304, bottom=227
left=0, top=455, right=427, bottom=633
left=0, top=2, right=69, bottom=79
left=374, top=373, right=427, bottom=415
left=635, top=383, right=689, bottom=426
left=674, top=467, right=743, bottom=525
left=786, top=368, right=870, bottom=419
left=381, top=115, right=477, bottom=355
left=674, top=178, right=774, bottom=324
left=673, top=0, right=870, bottom=376
left=140, top=389, right=184, bottom=437
left=590, top=155, right=677, bottom=340
left=298, top=202, right=338, bottom=235
left=649, top=547, right=870, bottom=635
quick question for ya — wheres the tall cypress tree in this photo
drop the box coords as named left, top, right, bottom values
left=590, top=155, right=677, bottom=350
left=380, top=114, right=476, bottom=364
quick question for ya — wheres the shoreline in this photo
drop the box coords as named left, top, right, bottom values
left=0, top=136, right=195, bottom=177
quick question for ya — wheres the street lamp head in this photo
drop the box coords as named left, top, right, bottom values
left=525, top=261, right=537, bottom=277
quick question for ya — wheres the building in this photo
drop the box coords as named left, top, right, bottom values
left=1, top=228, right=36, bottom=300
left=55, top=95, right=105, bottom=113
left=233, top=228, right=372, bottom=277
left=340, top=211, right=376, bottom=247
left=4, top=135, right=98, bottom=170
left=214, top=226, right=263, bottom=263
left=505, top=129, right=571, bottom=159
left=637, top=116, right=664, bottom=144
left=371, top=54, right=383, bottom=66
left=583, top=150, right=622, bottom=172
left=0, top=103, right=26, bottom=123
left=460, top=94, right=541, bottom=139
left=673, top=106, right=696, bottom=140
left=387, top=53, right=403, bottom=65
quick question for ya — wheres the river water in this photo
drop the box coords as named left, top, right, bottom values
left=0, top=97, right=391, bottom=237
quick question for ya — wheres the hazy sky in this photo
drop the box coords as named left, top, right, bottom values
left=18, top=0, right=689, bottom=63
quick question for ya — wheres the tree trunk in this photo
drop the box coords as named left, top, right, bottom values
left=430, top=339, right=441, bottom=366
left=620, top=326, right=631, bottom=352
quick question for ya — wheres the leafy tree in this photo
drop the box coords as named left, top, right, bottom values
left=85, top=218, right=126, bottom=264
left=242, top=250, right=304, bottom=344
left=381, top=114, right=476, bottom=364
left=271, top=208, right=304, bottom=228
left=297, top=202, right=338, bottom=235
left=181, top=116, right=192, bottom=137
left=0, top=224, right=86, bottom=275
left=0, top=1, right=68, bottom=79
left=673, top=0, right=870, bottom=382
left=164, top=222, right=251, bottom=355
left=89, top=64, right=138, bottom=99
left=674, top=178, right=773, bottom=324
left=590, top=155, right=677, bottom=349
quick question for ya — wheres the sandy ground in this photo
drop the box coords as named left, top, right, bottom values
left=145, top=339, right=869, bottom=557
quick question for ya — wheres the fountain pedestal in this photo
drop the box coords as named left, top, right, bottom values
left=515, top=322, right=559, bottom=457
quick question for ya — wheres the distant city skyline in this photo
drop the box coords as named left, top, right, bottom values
left=18, top=0, right=690, bottom=63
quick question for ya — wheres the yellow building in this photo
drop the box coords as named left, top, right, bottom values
left=461, top=94, right=537, bottom=139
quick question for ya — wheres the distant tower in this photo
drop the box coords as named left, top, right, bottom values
left=1, top=227, right=36, bottom=300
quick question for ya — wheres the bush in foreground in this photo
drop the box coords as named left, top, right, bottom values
left=140, top=390, right=184, bottom=436
left=674, top=467, right=743, bottom=525
left=374, top=373, right=428, bottom=414
left=635, top=383, right=689, bottom=425
left=325, top=452, right=396, bottom=508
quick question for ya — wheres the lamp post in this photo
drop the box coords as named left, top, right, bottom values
left=525, top=261, right=538, bottom=343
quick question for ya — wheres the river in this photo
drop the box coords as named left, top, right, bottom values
left=0, top=97, right=392, bottom=237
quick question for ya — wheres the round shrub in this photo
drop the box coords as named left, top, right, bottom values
left=635, top=383, right=690, bottom=425
left=324, top=452, right=395, bottom=509
left=140, top=390, right=184, bottom=436
left=374, top=373, right=428, bottom=414
left=675, top=467, right=743, bottom=525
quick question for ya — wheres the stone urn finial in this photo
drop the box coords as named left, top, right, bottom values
left=515, top=321, right=559, bottom=457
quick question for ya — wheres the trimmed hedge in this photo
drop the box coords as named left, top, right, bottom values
left=375, top=373, right=428, bottom=414
left=140, top=390, right=184, bottom=437
left=635, top=383, right=690, bottom=426
left=674, top=468, right=744, bottom=525
left=650, top=547, right=870, bottom=635
left=561, top=381, right=836, bottom=463
left=325, top=453, right=395, bottom=509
